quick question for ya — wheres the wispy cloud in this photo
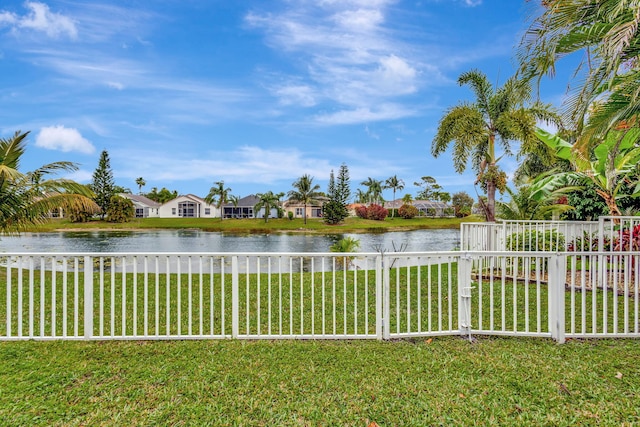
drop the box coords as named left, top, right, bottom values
left=0, top=2, right=77, bottom=39
left=246, top=0, right=425, bottom=124
left=35, top=125, right=95, bottom=154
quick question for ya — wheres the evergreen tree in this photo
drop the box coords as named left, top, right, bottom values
left=324, top=169, right=349, bottom=224
left=336, top=163, right=351, bottom=205
left=92, top=150, right=115, bottom=219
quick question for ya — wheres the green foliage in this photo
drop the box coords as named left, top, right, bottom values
left=91, top=150, right=115, bottom=219
left=0, top=131, right=97, bottom=234
left=506, top=230, right=565, bottom=252
left=254, top=191, right=280, bottom=223
left=67, top=207, right=94, bottom=223
left=414, top=176, right=449, bottom=201
left=451, top=191, right=474, bottom=218
left=146, top=187, right=178, bottom=204
left=324, top=170, right=348, bottom=225
left=398, top=204, right=418, bottom=219
left=287, top=211, right=294, bottom=220
left=289, top=174, right=322, bottom=225
left=205, top=180, right=232, bottom=220
left=329, top=236, right=360, bottom=269
left=106, top=196, right=134, bottom=223
left=135, top=177, right=146, bottom=194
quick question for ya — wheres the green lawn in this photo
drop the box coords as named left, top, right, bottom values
left=1, top=338, right=638, bottom=426
left=25, top=215, right=482, bottom=233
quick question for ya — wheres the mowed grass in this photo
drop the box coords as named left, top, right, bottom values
left=25, top=215, right=482, bottom=233
left=1, top=337, right=639, bottom=426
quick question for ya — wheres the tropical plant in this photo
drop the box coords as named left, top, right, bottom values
left=401, top=193, right=413, bottom=204
left=135, top=177, right=146, bottom=195
left=431, top=69, right=561, bottom=221
left=0, top=131, right=97, bottom=234
left=354, top=189, right=368, bottom=204
left=106, top=195, right=134, bottom=223
left=205, top=180, right=232, bottom=221
left=329, top=236, right=360, bottom=269
left=360, top=177, right=384, bottom=205
left=385, top=175, right=404, bottom=218
left=146, top=187, right=178, bottom=204
left=355, top=204, right=388, bottom=221
left=254, top=191, right=279, bottom=223
left=497, top=185, right=572, bottom=221
left=92, top=150, right=115, bottom=219
left=288, top=174, right=322, bottom=225
left=531, top=127, right=640, bottom=216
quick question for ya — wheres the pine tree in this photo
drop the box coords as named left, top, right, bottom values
left=92, top=150, right=115, bottom=220
left=324, top=168, right=349, bottom=224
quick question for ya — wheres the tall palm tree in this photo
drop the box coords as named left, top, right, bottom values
left=288, top=174, right=321, bottom=225
left=135, top=177, right=146, bottom=195
left=254, top=191, right=280, bottom=223
left=384, top=175, right=405, bottom=218
left=205, top=180, right=232, bottom=221
left=431, top=69, right=560, bottom=222
left=0, top=131, right=97, bottom=234
left=360, top=177, right=384, bottom=205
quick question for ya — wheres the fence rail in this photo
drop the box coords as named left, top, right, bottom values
left=2, top=249, right=640, bottom=342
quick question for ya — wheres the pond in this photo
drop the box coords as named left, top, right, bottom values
left=0, top=229, right=460, bottom=254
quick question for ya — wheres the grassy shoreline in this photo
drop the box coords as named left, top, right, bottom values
left=25, top=215, right=482, bottom=234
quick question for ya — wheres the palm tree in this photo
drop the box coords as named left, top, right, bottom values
left=385, top=175, right=404, bottom=218
left=288, top=174, right=321, bottom=225
left=360, top=177, right=384, bottom=205
left=254, top=191, right=280, bottom=223
left=205, top=180, right=232, bottom=221
left=431, top=69, right=560, bottom=222
left=519, top=0, right=640, bottom=137
left=135, top=177, right=146, bottom=195
left=0, top=131, right=97, bottom=234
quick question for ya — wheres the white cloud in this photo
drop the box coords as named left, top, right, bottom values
left=464, top=0, right=482, bottom=6
left=35, top=125, right=95, bottom=154
left=246, top=0, right=422, bottom=123
left=315, top=104, right=417, bottom=125
left=0, top=2, right=78, bottom=39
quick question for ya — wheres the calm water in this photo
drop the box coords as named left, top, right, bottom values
left=0, top=229, right=459, bottom=253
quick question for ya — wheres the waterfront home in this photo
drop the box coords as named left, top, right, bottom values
left=157, top=194, right=218, bottom=218
left=222, top=195, right=278, bottom=219
left=119, top=194, right=161, bottom=218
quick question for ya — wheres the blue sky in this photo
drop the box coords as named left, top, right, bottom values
left=0, top=0, right=566, bottom=201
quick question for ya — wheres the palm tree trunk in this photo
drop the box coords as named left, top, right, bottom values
left=391, top=189, right=396, bottom=218
left=487, top=180, right=496, bottom=222
left=304, top=203, right=307, bottom=224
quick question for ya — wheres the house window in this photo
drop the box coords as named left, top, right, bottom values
left=135, top=208, right=145, bottom=218
left=295, top=208, right=303, bottom=217
left=178, top=202, right=197, bottom=217
left=172, top=208, right=176, bottom=215
left=312, top=208, right=322, bottom=217
left=204, top=208, right=211, bottom=215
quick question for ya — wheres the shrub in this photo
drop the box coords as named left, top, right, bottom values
left=398, top=204, right=418, bottom=219
left=106, top=196, right=134, bottom=223
left=355, top=204, right=388, bottom=221
left=506, top=230, right=565, bottom=252
left=67, top=208, right=93, bottom=223
left=287, top=211, right=294, bottom=221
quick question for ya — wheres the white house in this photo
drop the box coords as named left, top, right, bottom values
left=119, top=194, right=161, bottom=218
left=157, top=194, right=218, bottom=218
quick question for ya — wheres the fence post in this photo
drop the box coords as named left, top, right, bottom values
left=83, top=256, right=93, bottom=339
left=375, top=255, right=383, bottom=340
left=382, top=253, right=390, bottom=340
left=548, top=254, right=566, bottom=343
left=458, top=253, right=473, bottom=339
left=231, top=256, right=239, bottom=339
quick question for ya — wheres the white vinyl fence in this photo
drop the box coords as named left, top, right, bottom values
left=2, top=249, right=640, bottom=342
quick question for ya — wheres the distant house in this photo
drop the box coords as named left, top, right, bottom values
left=157, top=194, right=217, bottom=218
left=283, top=197, right=326, bottom=219
left=222, top=195, right=278, bottom=219
left=119, top=194, right=161, bottom=218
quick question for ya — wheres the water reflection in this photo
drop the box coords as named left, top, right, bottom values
left=1, top=229, right=459, bottom=254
